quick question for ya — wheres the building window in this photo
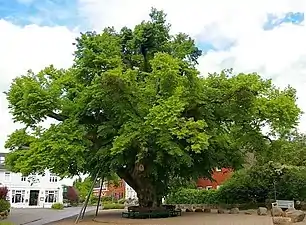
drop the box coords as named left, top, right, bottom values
left=21, top=176, right=27, bottom=182
left=0, top=156, right=5, bottom=165
left=4, top=172, right=10, bottom=181
left=12, top=190, right=25, bottom=203
left=215, top=167, right=222, bottom=172
left=45, top=190, right=58, bottom=203
left=49, top=173, right=58, bottom=182
left=206, top=186, right=213, bottom=190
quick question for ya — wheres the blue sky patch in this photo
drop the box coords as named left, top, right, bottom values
left=264, top=12, right=304, bottom=30
left=0, top=0, right=82, bottom=28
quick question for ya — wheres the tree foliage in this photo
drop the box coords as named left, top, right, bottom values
left=217, top=162, right=306, bottom=204
left=259, top=132, right=306, bottom=166
left=4, top=8, right=301, bottom=207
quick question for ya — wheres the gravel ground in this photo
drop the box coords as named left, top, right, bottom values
left=52, top=209, right=274, bottom=225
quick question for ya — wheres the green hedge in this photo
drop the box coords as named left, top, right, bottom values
left=102, top=203, right=125, bottom=209
left=166, top=189, right=219, bottom=204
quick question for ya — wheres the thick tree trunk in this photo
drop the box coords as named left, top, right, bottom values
left=117, top=164, right=163, bottom=208
left=136, top=183, right=162, bottom=207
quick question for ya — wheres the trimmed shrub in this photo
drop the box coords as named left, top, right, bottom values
left=51, top=203, right=64, bottom=210
left=102, top=203, right=125, bottom=209
left=166, top=188, right=219, bottom=204
left=0, top=199, right=10, bottom=212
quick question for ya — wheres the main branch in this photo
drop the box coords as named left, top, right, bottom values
left=47, top=112, right=68, bottom=121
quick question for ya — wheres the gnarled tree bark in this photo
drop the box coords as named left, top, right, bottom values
left=117, top=163, right=163, bottom=207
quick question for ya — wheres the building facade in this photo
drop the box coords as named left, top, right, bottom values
left=125, top=182, right=137, bottom=200
left=93, top=179, right=126, bottom=200
left=0, top=153, right=67, bottom=208
left=196, top=168, right=232, bottom=190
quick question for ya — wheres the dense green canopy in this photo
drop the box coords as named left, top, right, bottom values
left=4, top=8, right=301, bottom=207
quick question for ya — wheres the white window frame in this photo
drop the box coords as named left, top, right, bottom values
left=4, top=172, right=10, bottom=181
left=49, top=173, right=58, bottom=182
left=45, top=190, right=59, bottom=203
left=11, top=190, right=25, bottom=203
left=206, top=186, right=213, bottom=190
left=0, top=156, right=5, bottom=165
left=21, top=176, right=27, bottom=182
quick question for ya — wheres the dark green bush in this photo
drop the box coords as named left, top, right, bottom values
left=51, top=203, right=64, bottom=210
left=166, top=163, right=306, bottom=206
left=102, top=203, right=125, bottom=209
left=217, top=163, right=306, bottom=204
left=0, top=199, right=10, bottom=212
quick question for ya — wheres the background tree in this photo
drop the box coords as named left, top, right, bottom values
left=259, top=131, right=306, bottom=166
left=4, top=8, right=301, bottom=207
left=67, top=186, right=79, bottom=205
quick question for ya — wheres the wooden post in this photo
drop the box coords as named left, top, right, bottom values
left=95, top=176, right=104, bottom=216
left=75, top=172, right=100, bottom=224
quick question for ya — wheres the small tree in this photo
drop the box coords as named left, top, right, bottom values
left=0, top=187, right=8, bottom=200
left=67, top=186, right=79, bottom=205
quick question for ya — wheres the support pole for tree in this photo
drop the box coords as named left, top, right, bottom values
left=75, top=171, right=100, bottom=224
left=95, top=176, right=104, bottom=217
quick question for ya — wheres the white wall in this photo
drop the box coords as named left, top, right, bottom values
left=0, top=169, right=71, bottom=208
left=124, top=182, right=137, bottom=200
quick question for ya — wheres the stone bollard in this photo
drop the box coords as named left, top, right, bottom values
left=257, top=207, right=268, bottom=216
left=230, top=207, right=239, bottom=214
left=273, top=217, right=292, bottom=225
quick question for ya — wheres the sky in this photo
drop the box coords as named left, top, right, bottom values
left=0, top=0, right=306, bottom=155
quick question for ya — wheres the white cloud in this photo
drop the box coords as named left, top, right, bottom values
left=0, top=20, right=77, bottom=152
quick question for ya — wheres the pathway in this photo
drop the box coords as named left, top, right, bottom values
left=3, top=206, right=95, bottom=225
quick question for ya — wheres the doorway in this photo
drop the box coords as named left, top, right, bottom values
left=29, top=190, right=39, bottom=206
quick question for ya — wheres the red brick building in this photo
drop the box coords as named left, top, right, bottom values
left=196, top=168, right=232, bottom=190
left=93, top=179, right=125, bottom=200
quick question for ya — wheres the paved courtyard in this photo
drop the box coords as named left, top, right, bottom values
left=53, top=210, right=275, bottom=225
left=2, top=207, right=95, bottom=225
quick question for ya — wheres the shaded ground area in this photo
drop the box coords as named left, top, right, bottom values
left=2, top=207, right=95, bottom=225
left=53, top=209, right=275, bottom=225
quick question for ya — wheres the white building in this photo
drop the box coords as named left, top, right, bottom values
left=0, top=153, right=71, bottom=208
left=124, top=182, right=137, bottom=200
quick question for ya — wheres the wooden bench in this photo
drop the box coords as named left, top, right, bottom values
left=272, top=200, right=294, bottom=209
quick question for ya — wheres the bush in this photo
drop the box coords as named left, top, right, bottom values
left=51, top=203, right=64, bottom=210
left=0, top=199, right=10, bottom=212
left=67, top=186, right=79, bottom=204
left=101, top=196, right=113, bottom=202
left=102, top=203, right=125, bottom=210
left=0, top=187, right=8, bottom=200
left=217, top=163, right=306, bottom=204
left=166, top=163, right=306, bottom=207
left=166, top=188, right=219, bottom=204
left=118, top=198, right=126, bottom=204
